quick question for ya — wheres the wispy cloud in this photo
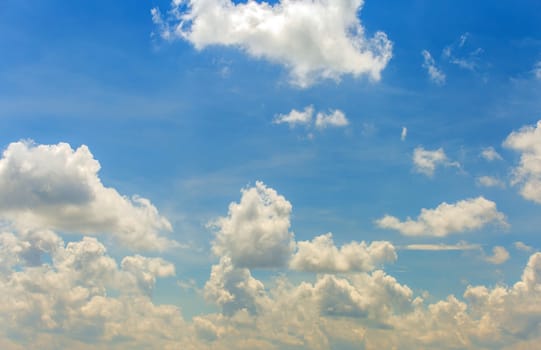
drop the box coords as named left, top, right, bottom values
left=422, top=50, right=446, bottom=85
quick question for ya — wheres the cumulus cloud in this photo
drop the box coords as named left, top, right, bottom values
left=0, top=141, right=176, bottom=251
left=480, top=146, right=503, bottom=161
left=485, top=246, right=510, bottom=265
left=210, top=181, right=295, bottom=268
left=290, top=233, right=396, bottom=272
left=152, top=0, right=393, bottom=87
left=476, top=176, right=505, bottom=188
left=503, top=120, right=541, bottom=203
left=315, top=109, right=349, bottom=129
left=376, top=197, right=508, bottom=237
left=421, top=50, right=446, bottom=85
left=273, top=105, right=313, bottom=127
left=413, top=146, right=459, bottom=177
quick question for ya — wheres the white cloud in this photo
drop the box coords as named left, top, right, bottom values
left=403, top=242, right=481, bottom=251
left=533, top=61, right=541, bottom=79
left=290, top=233, right=396, bottom=272
left=210, top=181, right=295, bottom=268
left=476, top=176, right=505, bottom=188
left=273, top=105, right=313, bottom=127
left=514, top=241, right=533, bottom=252
left=376, top=197, right=508, bottom=237
left=421, top=50, right=446, bottom=85
left=401, top=126, right=407, bottom=141
left=480, top=146, right=503, bottom=161
left=504, top=120, right=541, bottom=203
left=153, top=0, right=393, bottom=87
left=485, top=246, right=510, bottom=264
left=0, top=141, right=175, bottom=251
left=412, top=146, right=459, bottom=177
left=315, top=109, right=349, bottom=129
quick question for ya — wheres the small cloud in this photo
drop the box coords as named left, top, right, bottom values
left=273, top=106, right=314, bottom=127
left=514, top=241, right=533, bottom=252
left=315, top=110, right=349, bottom=129
left=421, top=50, right=446, bottom=85
left=413, top=147, right=460, bottom=177
left=480, top=147, right=503, bottom=161
left=534, top=61, right=541, bottom=79
left=476, top=176, right=506, bottom=188
left=402, top=242, right=480, bottom=251
left=485, top=246, right=510, bottom=265
left=401, top=127, right=408, bottom=141
left=376, top=196, right=508, bottom=237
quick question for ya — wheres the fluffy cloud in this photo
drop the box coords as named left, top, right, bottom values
left=376, top=197, right=508, bottom=237
left=476, top=175, right=506, bottom=188
left=421, top=50, right=446, bottom=85
left=315, top=109, right=349, bottom=129
left=413, top=146, right=459, bottom=177
left=481, top=146, right=503, bottom=161
left=514, top=241, right=533, bottom=252
left=0, top=141, right=175, bottom=251
left=153, top=0, right=393, bottom=87
left=503, top=120, right=541, bottom=203
left=273, top=105, right=313, bottom=127
left=485, top=246, right=510, bottom=265
left=290, top=233, right=396, bottom=272
left=210, top=181, right=295, bottom=268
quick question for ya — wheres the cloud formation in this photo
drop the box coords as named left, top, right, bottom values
left=273, top=105, right=313, bottom=127
left=152, top=0, right=393, bottom=87
left=0, top=141, right=175, bottom=251
left=504, top=120, right=541, bottom=203
left=315, top=110, right=349, bottom=129
left=476, top=175, right=505, bottom=188
left=413, top=146, right=459, bottom=177
left=274, top=106, right=349, bottom=132
left=290, top=233, right=396, bottom=272
left=480, top=146, right=503, bottom=161
left=421, top=50, right=446, bottom=85
left=376, top=197, right=508, bottom=237
left=485, top=246, right=510, bottom=265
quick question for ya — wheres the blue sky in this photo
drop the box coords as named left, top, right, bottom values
left=1, top=0, right=541, bottom=349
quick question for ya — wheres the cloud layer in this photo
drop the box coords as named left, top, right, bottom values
left=153, top=0, right=393, bottom=87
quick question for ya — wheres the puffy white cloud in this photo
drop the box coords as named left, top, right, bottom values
left=273, top=105, right=313, bottom=127
left=421, top=50, right=446, bottom=85
left=485, top=246, right=510, bottom=265
left=412, top=146, right=459, bottom=177
left=315, top=109, right=349, bottom=129
left=0, top=141, right=175, bottom=251
left=476, top=175, right=506, bottom=188
left=376, top=197, right=508, bottom=237
left=503, top=120, right=541, bottom=203
left=290, top=233, right=396, bottom=272
left=481, top=146, right=503, bottom=161
left=210, top=181, right=295, bottom=268
left=153, top=0, right=393, bottom=87
left=401, top=126, right=407, bottom=141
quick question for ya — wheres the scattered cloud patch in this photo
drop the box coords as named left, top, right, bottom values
left=315, top=110, right=349, bottom=129
left=476, top=176, right=506, bottom=188
left=273, top=105, right=313, bottom=127
left=480, top=146, right=503, bottom=161
left=503, top=120, right=541, bottom=203
left=413, top=146, right=460, bottom=177
left=533, top=61, right=541, bottom=79
left=421, top=50, right=446, bottom=85
left=485, top=246, right=510, bottom=265
left=403, top=242, right=481, bottom=251
left=0, top=141, right=175, bottom=251
left=152, top=0, right=393, bottom=87
left=514, top=241, right=534, bottom=252
left=443, top=33, right=484, bottom=71
left=401, top=126, right=407, bottom=141
left=376, top=197, right=508, bottom=237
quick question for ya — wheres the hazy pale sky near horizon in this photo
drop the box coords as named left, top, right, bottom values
left=1, top=0, right=541, bottom=349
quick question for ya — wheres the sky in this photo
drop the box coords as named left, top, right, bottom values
left=0, top=0, right=541, bottom=349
